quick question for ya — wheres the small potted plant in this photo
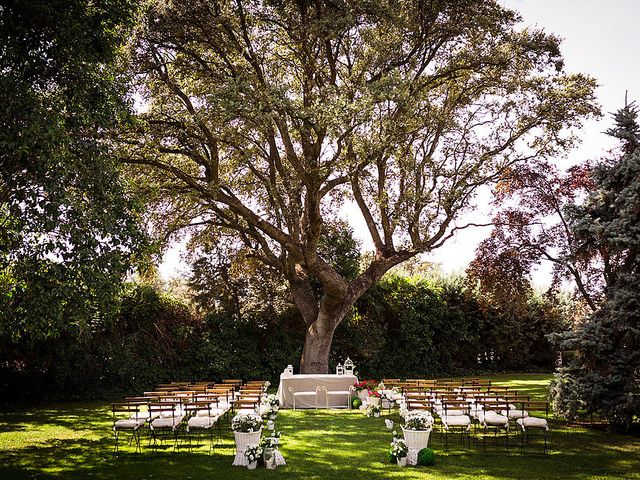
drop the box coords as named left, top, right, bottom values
left=262, top=394, right=280, bottom=419
left=269, top=431, right=281, bottom=445
left=260, top=436, right=278, bottom=470
left=244, top=443, right=263, bottom=470
left=259, top=403, right=278, bottom=421
left=365, top=403, right=381, bottom=418
left=390, top=438, right=408, bottom=467
left=232, top=413, right=263, bottom=466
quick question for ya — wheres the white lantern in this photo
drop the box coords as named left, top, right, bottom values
left=344, top=357, right=355, bottom=375
left=336, top=363, right=344, bottom=375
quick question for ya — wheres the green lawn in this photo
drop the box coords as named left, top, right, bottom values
left=1, top=373, right=639, bottom=479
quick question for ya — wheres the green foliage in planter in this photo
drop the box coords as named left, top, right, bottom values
left=352, top=397, right=363, bottom=409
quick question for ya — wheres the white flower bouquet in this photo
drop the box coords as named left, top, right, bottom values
left=244, top=443, right=263, bottom=463
left=389, top=438, right=408, bottom=459
left=403, top=411, right=433, bottom=430
left=232, top=412, right=263, bottom=432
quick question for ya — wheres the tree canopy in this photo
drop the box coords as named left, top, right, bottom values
left=0, top=0, right=145, bottom=341
left=122, top=0, right=598, bottom=372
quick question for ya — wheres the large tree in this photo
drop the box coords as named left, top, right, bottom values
left=123, top=0, right=598, bottom=372
left=550, top=103, right=640, bottom=428
left=0, top=0, right=144, bottom=340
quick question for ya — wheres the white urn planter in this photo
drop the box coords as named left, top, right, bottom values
left=247, top=461, right=258, bottom=470
left=233, top=429, right=262, bottom=466
left=396, top=457, right=407, bottom=467
left=374, top=412, right=380, bottom=418
left=357, top=390, right=368, bottom=401
left=368, top=396, right=380, bottom=406
left=401, top=426, right=432, bottom=466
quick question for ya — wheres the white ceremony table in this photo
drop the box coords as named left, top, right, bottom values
left=277, top=374, right=358, bottom=409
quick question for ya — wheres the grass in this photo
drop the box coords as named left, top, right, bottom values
left=1, top=373, right=639, bottom=479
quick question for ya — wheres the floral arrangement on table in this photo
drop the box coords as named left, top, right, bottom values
left=244, top=443, right=263, bottom=463
left=389, top=438, right=408, bottom=460
left=264, top=381, right=271, bottom=389
left=269, top=431, right=281, bottom=443
left=232, top=412, right=263, bottom=432
left=403, top=411, right=433, bottom=430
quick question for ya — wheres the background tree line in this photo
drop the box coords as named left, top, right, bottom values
left=0, top=256, right=569, bottom=403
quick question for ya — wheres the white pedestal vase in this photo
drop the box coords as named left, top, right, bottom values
left=368, top=396, right=380, bottom=406
left=396, top=457, right=407, bottom=467
left=357, top=390, right=368, bottom=401
left=233, top=429, right=262, bottom=466
left=247, top=461, right=257, bottom=470
left=402, top=426, right=432, bottom=466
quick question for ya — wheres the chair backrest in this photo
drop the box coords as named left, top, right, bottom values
left=406, top=399, right=434, bottom=412
left=112, top=402, right=140, bottom=418
left=233, top=398, right=259, bottom=411
left=487, top=386, right=510, bottom=393
left=222, top=379, right=243, bottom=387
left=519, top=400, right=550, bottom=416
left=442, top=401, right=469, bottom=415
left=481, top=400, right=510, bottom=413
left=184, top=400, right=213, bottom=415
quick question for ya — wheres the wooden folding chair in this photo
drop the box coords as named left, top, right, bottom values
left=112, top=403, right=145, bottom=455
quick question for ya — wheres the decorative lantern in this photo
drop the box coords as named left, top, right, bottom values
left=335, top=363, right=344, bottom=375
left=344, top=357, right=355, bottom=375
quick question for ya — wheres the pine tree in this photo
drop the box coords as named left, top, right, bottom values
left=550, top=102, right=640, bottom=429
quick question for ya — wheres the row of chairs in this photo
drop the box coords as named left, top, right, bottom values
left=400, top=385, right=550, bottom=453
left=112, top=379, right=269, bottom=455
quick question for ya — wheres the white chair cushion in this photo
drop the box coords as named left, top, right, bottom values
left=327, top=390, right=351, bottom=396
left=292, top=391, right=317, bottom=396
left=197, top=407, right=229, bottom=417
left=517, top=417, right=548, bottom=431
left=187, top=416, right=216, bottom=431
left=443, top=409, right=466, bottom=416
left=443, top=415, right=471, bottom=428
left=114, top=418, right=146, bottom=430
left=503, top=409, right=528, bottom=419
left=483, top=413, right=509, bottom=427
left=151, top=415, right=184, bottom=430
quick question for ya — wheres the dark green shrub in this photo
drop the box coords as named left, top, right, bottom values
left=417, top=448, right=436, bottom=466
left=352, top=397, right=363, bottom=409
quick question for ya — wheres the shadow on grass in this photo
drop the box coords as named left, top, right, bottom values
left=1, top=401, right=639, bottom=480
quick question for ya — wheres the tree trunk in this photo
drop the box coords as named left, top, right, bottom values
left=299, top=310, right=343, bottom=374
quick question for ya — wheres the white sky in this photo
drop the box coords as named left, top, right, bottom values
left=159, top=0, right=639, bottom=286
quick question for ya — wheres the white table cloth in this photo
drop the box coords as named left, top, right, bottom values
left=277, top=374, right=358, bottom=409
